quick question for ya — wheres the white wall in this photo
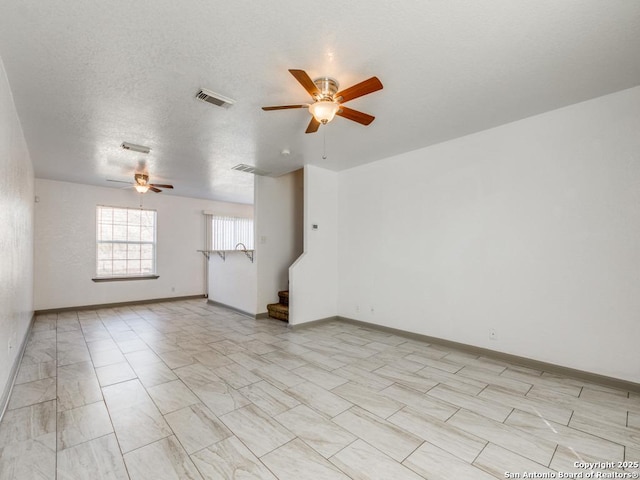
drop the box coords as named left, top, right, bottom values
left=34, top=179, right=252, bottom=310
left=338, top=86, right=640, bottom=382
left=208, top=253, right=257, bottom=315
left=255, top=170, right=303, bottom=314
left=0, top=57, right=34, bottom=400
left=289, top=165, right=339, bottom=325
left=208, top=169, right=304, bottom=317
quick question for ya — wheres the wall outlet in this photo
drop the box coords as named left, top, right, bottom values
left=7, top=331, right=16, bottom=354
left=489, top=329, right=497, bottom=341
left=370, top=307, right=375, bottom=314
left=171, top=287, right=175, bottom=292
left=355, top=305, right=360, bottom=313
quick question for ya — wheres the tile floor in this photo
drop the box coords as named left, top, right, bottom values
left=0, top=299, right=639, bottom=479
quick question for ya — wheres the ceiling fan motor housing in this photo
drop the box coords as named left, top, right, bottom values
left=313, top=77, right=339, bottom=101
left=134, top=173, right=149, bottom=185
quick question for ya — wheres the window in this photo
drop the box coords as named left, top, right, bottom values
left=95, top=206, right=157, bottom=279
left=211, top=216, right=254, bottom=250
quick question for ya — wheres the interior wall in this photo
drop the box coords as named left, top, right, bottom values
left=255, top=169, right=304, bottom=314
left=208, top=253, right=257, bottom=316
left=338, top=86, right=640, bottom=383
left=34, top=179, right=252, bottom=310
left=289, top=165, right=339, bottom=325
left=0, top=57, right=34, bottom=402
left=204, top=198, right=257, bottom=316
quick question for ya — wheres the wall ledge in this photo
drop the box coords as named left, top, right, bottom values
left=92, top=275, right=159, bottom=282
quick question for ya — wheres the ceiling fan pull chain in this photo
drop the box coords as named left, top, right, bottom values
left=322, top=128, right=327, bottom=160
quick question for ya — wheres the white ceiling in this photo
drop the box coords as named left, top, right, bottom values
left=1, top=1, right=639, bottom=204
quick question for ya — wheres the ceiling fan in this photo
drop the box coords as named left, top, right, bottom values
left=262, top=69, right=383, bottom=133
left=107, top=173, right=174, bottom=193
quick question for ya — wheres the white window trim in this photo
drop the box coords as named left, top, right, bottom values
left=93, top=205, right=159, bottom=281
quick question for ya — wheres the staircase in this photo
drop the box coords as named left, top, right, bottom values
left=267, top=290, right=289, bottom=322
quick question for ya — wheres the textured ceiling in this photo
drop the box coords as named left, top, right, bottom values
left=1, top=1, right=639, bottom=204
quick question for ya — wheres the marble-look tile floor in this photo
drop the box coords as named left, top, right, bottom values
left=1, top=299, right=639, bottom=479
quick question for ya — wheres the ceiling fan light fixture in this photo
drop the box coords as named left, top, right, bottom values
left=309, top=100, right=339, bottom=124
left=263, top=69, right=382, bottom=133
left=134, top=184, right=150, bottom=193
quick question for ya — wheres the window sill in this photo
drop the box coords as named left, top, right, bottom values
left=92, top=275, right=160, bottom=283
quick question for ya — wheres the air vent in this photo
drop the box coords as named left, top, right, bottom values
left=231, top=164, right=271, bottom=176
left=196, top=88, right=235, bottom=108
left=121, top=142, right=150, bottom=154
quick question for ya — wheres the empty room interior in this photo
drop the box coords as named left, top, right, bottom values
left=1, top=1, right=640, bottom=479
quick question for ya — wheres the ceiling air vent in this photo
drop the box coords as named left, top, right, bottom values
left=231, top=164, right=271, bottom=176
left=196, top=88, right=235, bottom=108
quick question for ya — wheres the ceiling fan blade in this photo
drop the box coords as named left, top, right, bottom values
left=289, top=69, right=320, bottom=98
left=335, top=76, right=383, bottom=103
left=150, top=184, right=173, bottom=189
left=107, top=179, right=133, bottom=184
left=149, top=186, right=162, bottom=193
left=337, top=106, right=375, bottom=125
left=305, top=117, right=321, bottom=134
left=262, top=105, right=308, bottom=111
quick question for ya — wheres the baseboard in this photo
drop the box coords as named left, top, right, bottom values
left=34, top=294, right=206, bottom=314
left=337, top=316, right=640, bottom=393
left=255, top=312, right=270, bottom=319
left=288, top=316, right=339, bottom=330
left=206, top=300, right=256, bottom=318
left=0, top=313, right=35, bottom=423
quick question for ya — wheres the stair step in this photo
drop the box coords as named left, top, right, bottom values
left=278, top=290, right=289, bottom=306
left=267, top=302, right=288, bottom=322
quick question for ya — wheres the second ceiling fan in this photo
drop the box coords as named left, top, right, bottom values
left=262, top=69, right=383, bottom=133
left=107, top=173, right=174, bottom=193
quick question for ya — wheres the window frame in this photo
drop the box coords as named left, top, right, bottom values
left=211, top=215, right=254, bottom=251
left=92, top=205, right=159, bottom=282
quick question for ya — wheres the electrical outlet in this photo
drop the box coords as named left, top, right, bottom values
left=355, top=305, right=360, bottom=313
left=489, top=329, right=497, bottom=341
left=10, top=332, right=17, bottom=352
left=370, top=307, right=374, bottom=314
